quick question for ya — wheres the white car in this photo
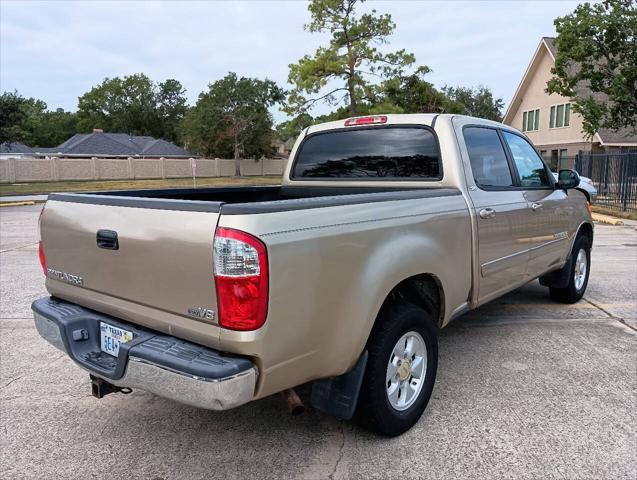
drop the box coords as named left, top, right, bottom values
left=553, top=172, right=597, bottom=203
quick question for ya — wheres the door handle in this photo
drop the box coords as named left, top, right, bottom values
left=96, top=229, right=119, bottom=250
left=479, top=208, right=496, bottom=219
left=531, top=202, right=543, bottom=211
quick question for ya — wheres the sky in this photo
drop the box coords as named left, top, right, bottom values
left=0, top=0, right=583, bottom=124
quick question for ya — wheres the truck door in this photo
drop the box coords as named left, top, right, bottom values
left=458, top=125, right=532, bottom=304
left=500, top=131, right=571, bottom=278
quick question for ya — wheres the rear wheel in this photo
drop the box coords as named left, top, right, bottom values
left=355, top=303, right=438, bottom=436
left=549, top=235, right=591, bottom=303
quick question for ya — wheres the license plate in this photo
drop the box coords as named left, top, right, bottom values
left=100, top=322, right=133, bottom=357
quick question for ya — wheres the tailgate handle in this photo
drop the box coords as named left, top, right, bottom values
left=96, top=230, right=119, bottom=250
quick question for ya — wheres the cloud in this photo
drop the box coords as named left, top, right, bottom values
left=1, top=0, right=581, bottom=123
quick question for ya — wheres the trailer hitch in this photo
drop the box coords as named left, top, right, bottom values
left=90, top=375, right=132, bottom=399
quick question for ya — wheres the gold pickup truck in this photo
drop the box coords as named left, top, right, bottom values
left=33, top=114, right=593, bottom=436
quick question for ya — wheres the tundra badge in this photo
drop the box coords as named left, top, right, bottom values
left=46, top=268, right=84, bottom=286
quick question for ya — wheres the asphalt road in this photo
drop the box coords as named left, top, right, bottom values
left=1, top=204, right=635, bottom=480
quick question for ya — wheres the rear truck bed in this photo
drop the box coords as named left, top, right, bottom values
left=35, top=184, right=470, bottom=410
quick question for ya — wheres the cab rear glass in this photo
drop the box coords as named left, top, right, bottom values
left=292, top=126, right=441, bottom=180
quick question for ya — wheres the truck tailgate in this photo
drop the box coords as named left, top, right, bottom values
left=40, top=198, right=221, bottom=345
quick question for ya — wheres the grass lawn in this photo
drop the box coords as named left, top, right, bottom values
left=0, top=176, right=280, bottom=196
left=592, top=205, right=637, bottom=221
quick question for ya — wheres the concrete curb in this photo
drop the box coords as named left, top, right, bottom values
left=591, top=213, right=625, bottom=226
left=0, top=195, right=48, bottom=203
left=0, top=201, right=36, bottom=207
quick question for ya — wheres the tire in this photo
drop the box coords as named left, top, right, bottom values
left=549, top=234, right=591, bottom=303
left=355, top=302, right=438, bottom=437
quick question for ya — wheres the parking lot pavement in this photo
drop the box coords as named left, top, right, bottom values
left=1, top=204, right=635, bottom=480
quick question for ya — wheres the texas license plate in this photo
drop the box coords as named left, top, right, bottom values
left=100, top=322, right=133, bottom=357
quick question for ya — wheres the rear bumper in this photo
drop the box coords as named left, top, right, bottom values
left=32, top=297, right=257, bottom=410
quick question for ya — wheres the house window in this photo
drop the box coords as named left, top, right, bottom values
left=559, top=149, right=568, bottom=170
left=522, top=109, right=540, bottom=132
left=549, top=149, right=559, bottom=171
left=550, top=103, right=571, bottom=128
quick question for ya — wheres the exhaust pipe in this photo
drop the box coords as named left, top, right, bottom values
left=282, top=388, right=305, bottom=416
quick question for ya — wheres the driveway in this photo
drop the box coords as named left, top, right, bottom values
left=1, top=204, right=635, bottom=479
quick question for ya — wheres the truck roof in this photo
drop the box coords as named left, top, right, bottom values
left=305, top=113, right=505, bottom=135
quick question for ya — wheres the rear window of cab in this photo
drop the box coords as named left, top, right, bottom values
left=292, top=126, right=441, bottom=180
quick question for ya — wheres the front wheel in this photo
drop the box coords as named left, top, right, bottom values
left=550, top=235, right=591, bottom=303
left=355, top=303, right=438, bottom=436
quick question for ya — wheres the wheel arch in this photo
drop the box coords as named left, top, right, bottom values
left=572, top=221, right=594, bottom=251
left=373, top=273, right=445, bottom=333
left=540, top=220, right=594, bottom=289
left=575, top=187, right=591, bottom=203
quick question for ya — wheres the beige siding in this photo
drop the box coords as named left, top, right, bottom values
left=507, top=47, right=590, bottom=156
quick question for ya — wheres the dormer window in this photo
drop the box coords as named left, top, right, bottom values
left=522, top=109, right=539, bottom=132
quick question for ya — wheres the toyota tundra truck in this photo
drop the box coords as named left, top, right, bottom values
left=33, top=114, right=593, bottom=436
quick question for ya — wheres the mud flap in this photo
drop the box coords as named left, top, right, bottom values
left=310, top=350, right=368, bottom=420
left=539, top=254, right=573, bottom=289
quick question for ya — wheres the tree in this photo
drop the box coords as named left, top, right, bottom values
left=546, top=0, right=637, bottom=137
left=77, top=74, right=157, bottom=135
left=0, top=91, right=78, bottom=147
left=77, top=74, right=188, bottom=141
left=156, top=79, right=189, bottom=143
left=0, top=91, right=27, bottom=145
left=180, top=73, right=284, bottom=175
left=19, top=99, right=78, bottom=147
left=35, top=109, right=79, bottom=146
left=276, top=112, right=314, bottom=141
left=380, top=66, right=462, bottom=115
left=442, top=85, right=504, bottom=121
left=286, top=0, right=415, bottom=116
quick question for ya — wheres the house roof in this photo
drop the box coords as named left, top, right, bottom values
left=35, top=132, right=194, bottom=157
left=596, top=127, right=637, bottom=146
left=504, top=37, right=636, bottom=146
left=284, top=137, right=296, bottom=150
left=0, top=142, right=34, bottom=154
left=503, top=37, right=556, bottom=124
left=543, top=36, right=557, bottom=58
left=140, top=138, right=194, bottom=156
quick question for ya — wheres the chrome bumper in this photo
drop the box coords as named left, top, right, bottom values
left=33, top=303, right=256, bottom=411
left=99, top=356, right=257, bottom=411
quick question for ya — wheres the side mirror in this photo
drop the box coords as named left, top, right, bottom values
left=557, top=169, right=580, bottom=189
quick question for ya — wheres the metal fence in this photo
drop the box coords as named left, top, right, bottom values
left=575, top=152, right=637, bottom=213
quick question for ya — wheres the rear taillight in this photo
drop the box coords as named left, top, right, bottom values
left=39, top=240, right=47, bottom=276
left=213, top=227, right=268, bottom=331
